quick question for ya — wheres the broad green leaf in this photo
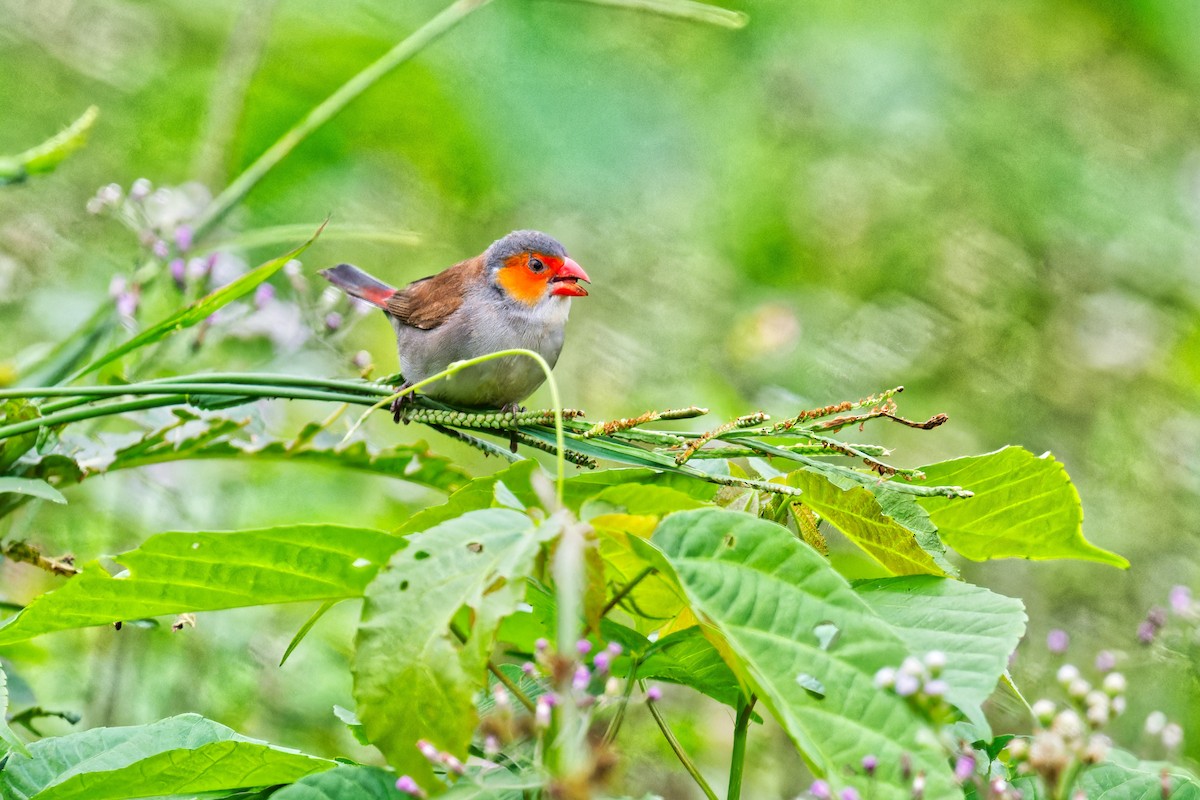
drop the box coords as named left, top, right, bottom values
left=0, top=663, right=31, bottom=757
left=0, top=478, right=65, bottom=505
left=354, top=509, right=552, bottom=785
left=0, top=524, right=398, bottom=646
left=631, top=626, right=745, bottom=709
left=270, top=764, right=405, bottom=799
left=785, top=470, right=951, bottom=576
left=1074, top=749, right=1200, bottom=798
left=394, top=461, right=540, bottom=535
left=917, top=446, right=1128, bottom=567
left=855, top=575, right=1026, bottom=735
left=650, top=508, right=957, bottom=799
left=581, top=483, right=707, bottom=520
left=71, top=227, right=323, bottom=380
left=0, top=106, right=98, bottom=185
left=0, top=713, right=332, bottom=800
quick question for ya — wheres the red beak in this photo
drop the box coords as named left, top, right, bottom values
left=550, top=257, right=590, bottom=297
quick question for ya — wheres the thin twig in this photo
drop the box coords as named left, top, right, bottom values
left=601, top=567, right=655, bottom=617
left=643, top=682, right=719, bottom=800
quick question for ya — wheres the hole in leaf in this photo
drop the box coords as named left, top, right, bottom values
left=467, top=542, right=483, bottom=554
left=399, top=580, right=409, bottom=591
left=796, top=673, right=825, bottom=698
left=813, top=622, right=839, bottom=651
left=723, top=535, right=736, bottom=548
left=413, top=550, right=430, bottom=561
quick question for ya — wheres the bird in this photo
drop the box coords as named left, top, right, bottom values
left=319, top=230, right=590, bottom=417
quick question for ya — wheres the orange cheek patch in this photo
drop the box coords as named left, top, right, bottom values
left=498, top=256, right=549, bottom=306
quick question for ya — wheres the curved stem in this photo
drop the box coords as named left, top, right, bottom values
left=643, top=682, right=719, bottom=800
left=191, top=0, right=493, bottom=239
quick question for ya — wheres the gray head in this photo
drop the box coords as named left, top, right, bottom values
left=485, top=230, right=590, bottom=303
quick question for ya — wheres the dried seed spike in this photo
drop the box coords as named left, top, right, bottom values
left=676, top=411, right=767, bottom=464
left=658, top=406, right=708, bottom=420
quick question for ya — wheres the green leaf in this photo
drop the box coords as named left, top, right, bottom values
left=784, top=470, right=951, bottom=576
left=394, top=461, right=540, bottom=535
left=0, top=477, right=65, bottom=505
left=0, top=663, right=31, bottom=757
left=917, top=446, right=1128, bottom=567
left=0, top=713, right=332, bottom=800
left=1074, top=749, right=1200, bottom=798
left=270, top=764, right=406, bottom=799
left=855, top=575, right=1026, bottom=735
left=440, top=767, right=544, bottom=798
left=650, top=508, right=957, bottom=799
left=0, top=524, right=398, bottom=646
left=0, top=106, right=98, bottom=186
left=354, top=509, right=551, bottom=786
left=633, top=626, right=745, bottom=709
left=0, top=401, right=40, bottom=472
left=70, top=226, right=323, bottom=381
left=581, top=483, right=708, bottom=520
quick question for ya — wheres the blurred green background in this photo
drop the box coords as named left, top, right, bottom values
left=2, top=0, right=1199, bottom=795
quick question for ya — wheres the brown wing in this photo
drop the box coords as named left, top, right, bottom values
left=385, top=256, right=485, bottom=330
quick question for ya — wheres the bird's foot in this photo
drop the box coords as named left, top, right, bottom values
left=390, top=383, right=416, bottom=424
left=500, top=402, right=525, bottom=452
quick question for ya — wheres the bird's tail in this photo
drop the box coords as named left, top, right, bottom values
left=318, top=263, right=397, bottom=308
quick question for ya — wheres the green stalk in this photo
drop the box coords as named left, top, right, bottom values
left=0, top=397, right=188, bottom=442
left=0, top=385, right=386, bottom=442
left=727, top=695, right=755, bottom=800
left=191, top=0, right=494, bottom=239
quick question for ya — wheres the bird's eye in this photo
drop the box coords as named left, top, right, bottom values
left=528, top=256, right=546, bottom=273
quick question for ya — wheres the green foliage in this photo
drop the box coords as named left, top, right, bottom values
left=353, top=509, right=552, bottom=785
left=0, top=478, right=65, bottom=506
left=70, top=230, right=322, bottom=381
left=1073, top=750, right=1200, bottom=798
left=855, top=576, right=1026, bottom=735
left=271, top=765, right=408, bottom=799
left=0, top=713, right=332, bottom=800
left=0, top=663, right=32, bottom=757
left=0, top=524, right=397, bottom=646
left=918, top=446, right=1128, bottom=567
left=650, top=508, right=958, bottom=799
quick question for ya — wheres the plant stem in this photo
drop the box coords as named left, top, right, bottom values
left=602, top=655, right=639, bottom=745
left=643, top=682, right=719, bottom=800
left=191, top=0, right=494, bottom=239
left=448, top=621, right=535, bottom=712
left=0, top=397, right=187, bottom=442
left=727, top=694, right=755, bottom=800
left=601, top=566, right=654, bottom=616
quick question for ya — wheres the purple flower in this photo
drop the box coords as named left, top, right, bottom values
left=861, top=754, right=877, bottom=776
left=1147, top=606, right=1167, bottom=628
left=254, top=283, right=275, bottom=309
left=646, top=685, right=663, bottom=702
left=954, top=753, right=975, bottom=782
left=592, top=651, right=611, bottom=674
left=1170, top=585, right=1192, bottom=615
left=152, top=239, right=169, bottom=259
left=1046, top=629, right=1069, bottom=654
left=923, top=679, right=948, bottom=698
left=572, top=665, right=591, bottom=691
left=576, top=639, right=593, bottom=656
left=840, top=788, right=861, bottom=800
left=115, top=290, right=139, bottom=318
left=416, top=739, right=438, bottom=762
left=809, top=780, right=832, bottom=799
left=607, top=642, right=623, bottom=655
left=169, top=258, right=186, bottom=289
left=1094, top=650, right=1116, bottom=672
left=324, top=311, right=343, bottom=332
left=174, top=224, right=194, bottom=252
left=1137, top=620, right=1157, bottom=645
left=129, top=178, right=152, bottom=201
left=395, top=775, right=423, bottom=797
left=535, top=637, right=549, bottom=653
left=521, top=661, right=537, bottom=677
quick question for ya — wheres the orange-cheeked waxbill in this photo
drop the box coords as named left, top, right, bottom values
left=319, top=230, right=590, bottom=411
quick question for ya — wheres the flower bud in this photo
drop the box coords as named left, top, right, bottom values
left=1055, top=664, right=1080, bottom=686
left=1102, top=672, right=1126, bottom=696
